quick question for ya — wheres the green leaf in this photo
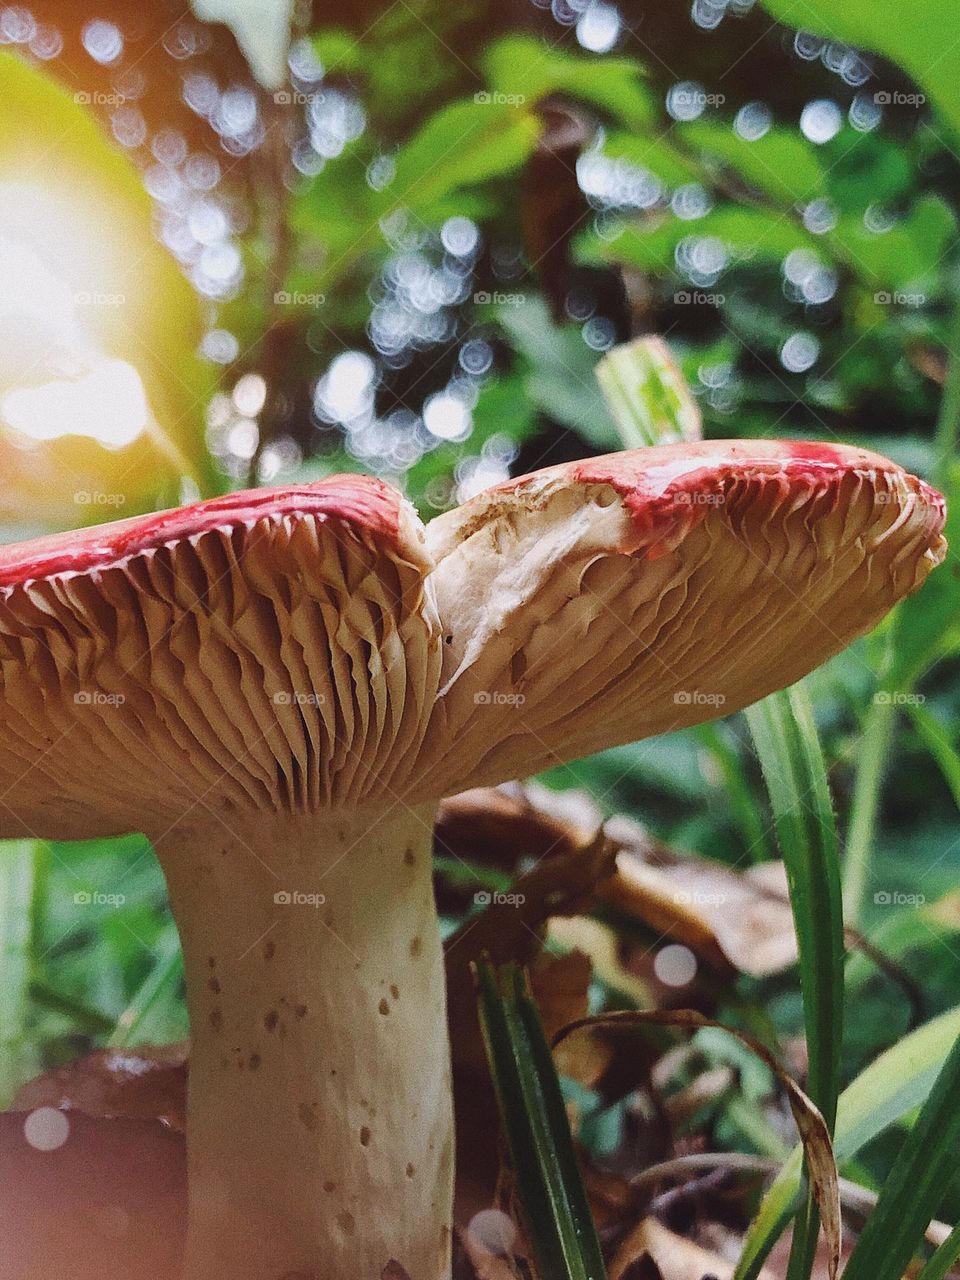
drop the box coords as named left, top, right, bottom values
left=843, top=1031, right=960, bottom=1280
left=0, top=840, right=43, bottom=1103
left=683, top=120, right=825, bottom=204
left=736, top=1005, right=960, bottom=1280
left=755, top=0, right=960, bottom=139
left=475, top=961, right=606, bottom=1280
left=484, top=34, right=654, bottom=129
left=832, top=196, right=955, bottom=292
left=387, top=98, right=540, bottom=218
left=497, top=296, right=618, bottom=446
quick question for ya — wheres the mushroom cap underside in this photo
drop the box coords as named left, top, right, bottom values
left=0, top=442, right=946, bottom=837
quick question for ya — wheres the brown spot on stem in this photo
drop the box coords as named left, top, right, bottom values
left=323, top=1180, right=336, bottom=1193
left=404, top=848, right=415, bottom=867
left=410, top=937, right=422, bottom=958
left=264, top=1010, right=279, bottom=1032
left=207, top=977, right=221, bottom=994
left=298, top=1103, right=317, bottom=1131
left=249, top=1053, right=261, bottom=1071
left=405, top=1163, right=415, bottom=1179
left=378, top=998, right=390, bottom=1016
left=263, top=940, right=276, bottom=961
left=207, top=956, right=216, bottom=969
left=295, top=1003, right=307, bottom=1019
left=336, top=1211, right=356, bottom=1235
left=359, top=1126, right=371, bottom=1147
left=209, top=1009, right=223, bottom=1032
left=390, top=984, right=400, bottom=1001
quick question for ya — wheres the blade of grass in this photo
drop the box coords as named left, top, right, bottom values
left=0, top=839, right=44, bottom=1103
left=735, top=1003, right=960, bottom=1280
left=745, top=684, right=844, bottom=1280
left=843, top=1030, right=960, bottom=1280
left=28, top=980, right=114, bottom=1038
left=916, top=1220, right=960, bottom=1280
left=109, top=930, right=184, bottom=1048
left=475, top=960, right=606, bottom=1280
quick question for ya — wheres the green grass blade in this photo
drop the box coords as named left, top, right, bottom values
left=475, top=960, right=606, bottom=1280
left=736, top=1004, right=960, bottom=1280
left=0, top=839, right=44, bottom=1103
left=745, top=684, right=844, bottom=1279
left=109, top=930, right=184, bottom=1048
left=916, top=1220, right=960, bottom=1280
left=842, top=1031, right=960, bottom=1280
left=745, top=684, right=844, bottom=1127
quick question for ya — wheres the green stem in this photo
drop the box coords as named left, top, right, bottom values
left=842, top=695, right=896, bottom=927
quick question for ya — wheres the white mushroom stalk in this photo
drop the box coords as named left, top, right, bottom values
left=0, top=443, right=946, bottom=1279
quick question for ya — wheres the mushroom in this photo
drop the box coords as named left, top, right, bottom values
left=0, top=441, right=945, bottom=1279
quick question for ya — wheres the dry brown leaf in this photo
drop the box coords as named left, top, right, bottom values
left=13, top=1042, right=188, bottom=1131
left=602, top=817, right=798, bottom=978
left=610, top=1217, right=745, bottom=1280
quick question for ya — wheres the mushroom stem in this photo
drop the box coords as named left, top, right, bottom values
left=157, top=804, right=452, bottom=1280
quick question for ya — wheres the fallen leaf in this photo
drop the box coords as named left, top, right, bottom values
left=13, top=1043, right=188, bottom=1131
